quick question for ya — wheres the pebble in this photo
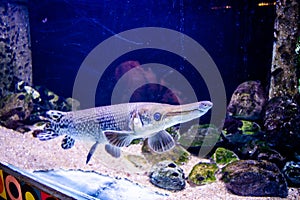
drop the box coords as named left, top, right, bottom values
left=149, top=160, right=185, bottom=191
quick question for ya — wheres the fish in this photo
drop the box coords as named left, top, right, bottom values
left=36, top=101, right=213, bottom=164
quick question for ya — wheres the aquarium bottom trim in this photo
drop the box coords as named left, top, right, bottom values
left=0, top=162, right=79, bottom=200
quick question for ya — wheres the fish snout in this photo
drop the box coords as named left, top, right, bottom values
left=199, top=101, right=213, bottom=112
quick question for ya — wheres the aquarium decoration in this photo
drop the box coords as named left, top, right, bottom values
left=0, top=81, right=78, bottom=132
left=188, top=162, right=218, bottom=186
left=221, top=160, right=288, bottom=197
left=212, top=147, right=239, bottom=165
left=0, top=0, right=32, bottom=99
left=0, top=162, right=70, bottom=200
left=149, top=160, right=186, bottom=191
left=269, top=0, right=299, bottom=99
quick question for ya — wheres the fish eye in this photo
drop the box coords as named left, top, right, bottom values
left=153, top=112, right=162, bottom=121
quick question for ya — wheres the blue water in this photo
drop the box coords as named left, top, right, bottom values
left=28, top=0, right=275, bottom=107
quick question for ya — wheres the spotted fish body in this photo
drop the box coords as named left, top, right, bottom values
left=37, top=101, right=213, bottom=163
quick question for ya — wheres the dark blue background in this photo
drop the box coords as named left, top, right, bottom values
left=28, top=0, right=275, bottom=106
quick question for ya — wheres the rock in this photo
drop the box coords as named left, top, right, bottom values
left=227, top=81, right=266, bottom=120
left=263, top=96, right=299, bottom=132
left=149, top=160, right=185, bottom=191
left=221, top=131, right=286, bottom=167
left=34, top=85, right=76, bottom=111
left=240, top=120, right=261, bottom=135
left=263, top=96, right=300, bottom=158
left=212, top=147, right=239, bottom=165
left=0, top=92, right=33, bottom=130
left=0, top=81, right=80, bottom=132
left=221, top=160, right=288, bottom=197
left=256, top=149, right=286, bottom=169
left=188, top=162, right=218, bottom=186
left=282, top=161, right=300, bottom=187
left=223, top=133, right=261, bottom=159
left=179, top=124, right=221, bottom=155
left=142, top=143, right=190, bottom=165
left=222, top=117, right=243, bottom=135
left=223, top=118, right=260, bottom=135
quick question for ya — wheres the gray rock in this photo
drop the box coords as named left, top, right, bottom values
left=149, top=160, right=185, bottom=191
left=263, top=96, right=300, bottom=158
left=227, top=81, right=266, bottom=120
left=221, top=160, right=288, bottom=197
left=282, top=161, right=300, bottom=187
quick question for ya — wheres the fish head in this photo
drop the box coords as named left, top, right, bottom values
left=36, top=110, right=70, bottom=140
left=130, top=101, right=213, bottom=136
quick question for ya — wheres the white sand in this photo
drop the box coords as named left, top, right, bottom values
left=0, top=126, right=299, bottom=199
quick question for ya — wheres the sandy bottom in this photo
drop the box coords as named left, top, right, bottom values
left=0, top=125, right=299, bottom=200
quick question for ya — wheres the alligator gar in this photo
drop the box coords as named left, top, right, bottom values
left=36, top=101, right=213, bottom=163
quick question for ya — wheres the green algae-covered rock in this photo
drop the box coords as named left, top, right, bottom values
left=149, top=160, right=185, bottom=191
left=222, top=160, right=288, bottom=197
left=179, top=124, right=220, bottom=148
left=212, top=147, right=239, bottom=165
left=188, top=162, right=218, bottom=186
left=240, top=120, right=261, bottom=135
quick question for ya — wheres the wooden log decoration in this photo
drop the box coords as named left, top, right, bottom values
left=0, top=0, right=32, bottom=99
left=269, top=0, right=300, bottom=99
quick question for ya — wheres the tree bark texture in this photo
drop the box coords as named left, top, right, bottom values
left=0, top=0, right=32, bottom=99
left=269, top=0, right=299, bottom=99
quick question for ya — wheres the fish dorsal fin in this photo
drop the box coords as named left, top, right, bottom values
left=105, top=144, right=121, bottom=158
left=104, top=130, right=134, bottom=147
left=86, top=142, right=99, bottom=164
left=61, top=135, right=75, bottom=149
left=148, top=130, right=175, bottom=153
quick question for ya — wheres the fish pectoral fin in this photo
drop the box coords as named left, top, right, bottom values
left=104, top=130, right=134, bottom=147
left=105, top=144, right=121, bottom=158
left=61, top=135, right=75, bottom=149
left=36, top=130, right=59, bottom=141
left=148, top=130, right=175, bottom=153
left=86, top=142, right=99, bottom=164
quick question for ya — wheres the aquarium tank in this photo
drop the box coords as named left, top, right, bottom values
left=0, top=0, right=299, bottom=199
